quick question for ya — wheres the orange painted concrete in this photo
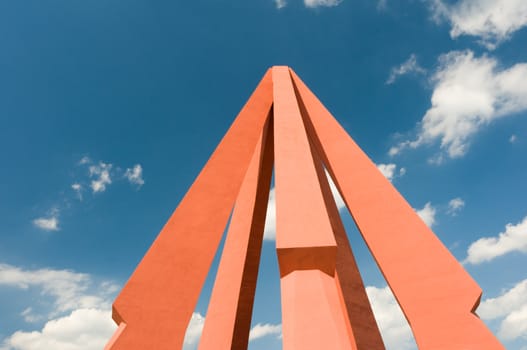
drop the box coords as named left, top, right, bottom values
left=273, top=66, right=337, bottom=276
left=290, top=68, right=504, bottom=349
left=106, top=66, right=504, bottom=350
left=105, top=70, right=273, bottom=350
left=309, top=144, right=385, bottom=349
left=198, top=120, right=274, bottom=350
left=273, top=66, right=353, bottom=349
left=281, top=270, right=356, bottom=349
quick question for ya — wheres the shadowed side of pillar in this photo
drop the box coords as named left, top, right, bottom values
left=273, top=66, right=354, bottom=350
left=307, top=132, right=386, bottom=349
left=198, top=118, right=274, bottom=350
left=290, top=68, right=505, bottom=350
left=105, top=70, right=274, bottom=350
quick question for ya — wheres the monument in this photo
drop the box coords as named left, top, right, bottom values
left=104, top=66, right=504, bottom=349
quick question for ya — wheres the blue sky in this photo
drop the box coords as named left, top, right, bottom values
left=1, top=0, right=527, bottom=349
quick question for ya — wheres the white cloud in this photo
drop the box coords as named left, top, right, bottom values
left=0, top=263, right=117, bottom=316
left=431, top=0, right=527, bottom=49
left=32, top=216, right=59, bottom=232
left=510, top=134, right=518, bottom=143
left=465, top=215, right=527, bottom=264
left=264, top=171, right=345, bottom=241
left=124, top=164, right=145, bottom=187
left=304, top=0, right=342, bottom=8
left=499, top=304, right=527, bottom=340
left=71, top=183, right=82, bottom=200
left=377, top=163, right=397, bottom=181
left=78, top=156, right=91, bottom=165
left=376, top=163, right=405, bottom=182
left=183, top=312, right=205, bottom=349
left=274, top=0, right=287, bottom=8
left=33, top=208, right=60, bottom=231
left=390, top=51, right=527, bottom=160
left=89, top=162, right=112, bottom=193
left=386, top=54, right=426, bottom=85
left=0, top=263, right=119, bottom=350
left=447, top=197, right=465, bottom=215
left=415, top=202, right=436, bottom=227
left=249, top=323, right=282, bottom=341
left=478, top=279, right=527, bottom=341
left=478, top=280, right=527, bottom=320
left=20, top=308, right=41, bottom=324
left=273, top=0, right=341, bottom=8
left=2, top=309, right=116, bottom=350
left=366, top=285, right=416, bottom=350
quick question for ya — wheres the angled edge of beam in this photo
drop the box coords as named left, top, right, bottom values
left=198, top=117, right=274, bottom=350
left=105, top=69, right=274, bottom=350
left=289, top=68, right=505, bottom=349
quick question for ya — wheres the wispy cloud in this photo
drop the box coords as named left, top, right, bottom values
left=274, top=0, right=287, bottom=9
left=447, top=197, right=465, bottom=216
left=430, top=0, right=527, bottom=49
left=32, top=157, right=145, bottom=231
left=478, top=279, right=527, bottom=341
left=89, top=162, right=112, bottom=193
left=390, top=51, right=527, bottom=161
left=0, top=263, right=117, bottom=316
left=249, top=323, right=282, bottom=341
left=304, top=0, right=342, bottom=8
left=376, top=0, right=387, bottom=11
left=33, top=216, right=59, bottom=231
left=71, top=183, right=82, bottom=200
left=273, top=0, right=341, bottom=9
left=78, top=156, right=91, bottom=165
left=386, top=54, right=426, bottom=85
left=124, top=164, right=145, bottom=187
left=20, top=307, right=41, bottom=323
left=33, top=208, right=60, bottom=231
left=464, top=215, right=527, bottom=264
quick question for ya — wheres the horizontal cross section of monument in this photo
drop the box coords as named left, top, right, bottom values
left=105, top=66, right=504, bottom=350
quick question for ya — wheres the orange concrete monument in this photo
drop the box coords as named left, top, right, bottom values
left=105, top=67, right=504, bottom=350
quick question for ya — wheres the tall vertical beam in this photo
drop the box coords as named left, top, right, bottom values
left=198, top=119, right=274, bottom=350
left=290, top=68, right=505, bottom=349
left=309, top=147, right=386, bottom=350
left=105, top=70, right=273, bottom=350
left=273, top=66, right=354, bottom=350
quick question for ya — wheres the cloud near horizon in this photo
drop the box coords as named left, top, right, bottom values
left=478, top=279, right=527, bottom=341
left=0, top=263, right=119, bottom=350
